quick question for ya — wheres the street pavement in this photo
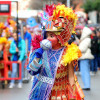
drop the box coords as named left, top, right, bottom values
left=0, top=71, right=100, bottom=100
left=78, top=71, right=100, bottom=100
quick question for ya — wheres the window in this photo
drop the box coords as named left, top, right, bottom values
left=0, top=4, right=10, bottom=13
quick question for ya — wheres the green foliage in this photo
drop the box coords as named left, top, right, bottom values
left=83, top=0, right=100, bottom=13
left=83, top=0, right=95, bottom=13
left=94, top=0, right=100, bottom=12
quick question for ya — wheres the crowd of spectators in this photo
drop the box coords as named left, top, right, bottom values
left=0, top=16, right=100, bottom=90
left=75, top=26, right=100, bottom=74
left=71, top=25, right=100, bottom=90
left=0, top=17, right=41, bottom=88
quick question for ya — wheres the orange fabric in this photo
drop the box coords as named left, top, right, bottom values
left=49, top=48, right=84, bottom=100
left=75, top=75, right=85, bottom=99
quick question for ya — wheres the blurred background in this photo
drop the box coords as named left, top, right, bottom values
left=0, top=0, right=100, bottom=100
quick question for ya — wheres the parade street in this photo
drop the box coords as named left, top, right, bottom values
left=0, top=0, right=100, bottom=100
left=0, top=71, right=100, bottom=100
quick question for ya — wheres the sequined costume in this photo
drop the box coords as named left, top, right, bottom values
left=27, top=43, right=84, bottom=100
left=27, top=47, right=64, bottom=100
left=26, top=4, right=84, bottom=100
left=49, top=45, right=83, bottom=100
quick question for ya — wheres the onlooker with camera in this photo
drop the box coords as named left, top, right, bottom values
left=97, top=28, right=100, bottom=70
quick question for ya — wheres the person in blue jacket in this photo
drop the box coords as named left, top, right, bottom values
left=23, top=26, right=32, bottom=52
left=9, top=32, right=27, bottom=88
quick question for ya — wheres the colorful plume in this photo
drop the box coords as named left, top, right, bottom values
left=31, top=34, right=43, bottom=51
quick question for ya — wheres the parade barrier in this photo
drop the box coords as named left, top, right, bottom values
left=0, top=61, right=21, bottom=80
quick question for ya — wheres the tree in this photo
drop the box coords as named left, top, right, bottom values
left=83, top=0, right=95, bottom=13
left=83, top=0, right=100, bottom=23
left=94, top=0, right=100, bottom=12
left=83, top=0, right=100, bottom=13
left=94, top=0, right=100, bottom=23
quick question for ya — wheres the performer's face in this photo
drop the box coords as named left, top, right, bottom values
left=46, top=32, right=61, bottom=49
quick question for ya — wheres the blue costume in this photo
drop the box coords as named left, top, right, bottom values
left=27, top=48, right=64, bottom=100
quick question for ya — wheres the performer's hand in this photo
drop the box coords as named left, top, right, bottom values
left=35, top=39, right=52, bottom=58
left=40, top=39, right=52, bottom=50
left=35, top=48, right=43, bottom=58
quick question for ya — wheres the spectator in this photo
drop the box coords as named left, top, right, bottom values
left=74, top=29, right=82, bottom=74
left=76, top=29, right=82, bottom=40
left=79, top=27, right=94, bottom=90
left=90, top=30, right=98, bottom=74
left=9, top=32, right=27, bottom=88
left=97, top=29, right=100, bottom=70
left=23, top=26, right=32, bottom=52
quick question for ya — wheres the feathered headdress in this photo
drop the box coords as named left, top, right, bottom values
left=42, top=4, right=78, bottom=46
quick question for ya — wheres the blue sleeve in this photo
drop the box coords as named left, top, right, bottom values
left=27, top=67, right=41, bottom=76
left=26, top=51, right=42, bottom=76
left=9, top=42, right=16, bottom=54
left=18, top=40, right=26, bottom=61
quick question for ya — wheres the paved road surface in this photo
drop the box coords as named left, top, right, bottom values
left=0, top=71, right=100, bottom=100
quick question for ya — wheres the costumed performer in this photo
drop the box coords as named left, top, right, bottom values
left=27, top=4, right=84, bottom=100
